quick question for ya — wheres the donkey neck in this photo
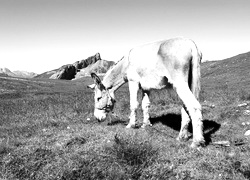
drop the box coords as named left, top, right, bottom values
left=102, top=57, right=128, bottom=92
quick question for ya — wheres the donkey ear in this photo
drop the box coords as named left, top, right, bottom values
left=90, top=73, right=105, bottom=90
left=91, top=73, right=102, bottom=84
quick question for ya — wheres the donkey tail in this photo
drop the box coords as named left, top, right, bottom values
left=191, top=43, right=202, bottom=100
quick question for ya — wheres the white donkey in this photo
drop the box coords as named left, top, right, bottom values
left=88, top=37, right=205, bottom=148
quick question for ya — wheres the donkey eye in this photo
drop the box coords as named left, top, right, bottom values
left=97, top=97, right=102, bottom=101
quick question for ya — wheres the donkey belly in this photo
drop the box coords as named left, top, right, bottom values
left=140, top=75, right=172, bottom=90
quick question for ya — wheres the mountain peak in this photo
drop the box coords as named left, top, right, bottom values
left=0, top=68, right=37, bottom=78
left=0, top=67, right=12, bottom=73
left=35, top=53, right=115, bottom=80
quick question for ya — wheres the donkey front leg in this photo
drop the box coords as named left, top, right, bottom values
left=141, top=91, right=152, bottom=128
left=126, top=81, right=139, bottom=128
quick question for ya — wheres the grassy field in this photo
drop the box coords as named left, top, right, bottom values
left=1, top=54, right=250, bottom=179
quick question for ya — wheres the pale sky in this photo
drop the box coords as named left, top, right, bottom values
left=0, top=0, right=250, bottom=73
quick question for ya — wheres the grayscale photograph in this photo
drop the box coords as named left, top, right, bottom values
left=0, top=0, right=250, bottom=179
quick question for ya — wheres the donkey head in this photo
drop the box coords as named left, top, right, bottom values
left=87, top=73, right=115, bottom=121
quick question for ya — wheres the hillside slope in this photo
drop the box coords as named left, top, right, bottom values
left=201, top=51, right=250, bottom=90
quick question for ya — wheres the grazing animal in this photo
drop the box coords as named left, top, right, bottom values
left=88, top=37, right=205, bottom=148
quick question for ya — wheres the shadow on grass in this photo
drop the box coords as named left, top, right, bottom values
left=106, top=114, right=128, bottom=126
left=107, top=118, right=128, bottom=126
left=150, top=113, right=182, bottom=131
left=203, top=120, right=221, bottom=144
left=150, top=113, right=221, bottom=145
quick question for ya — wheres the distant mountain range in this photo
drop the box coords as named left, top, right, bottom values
left=3, top=51, right=250, bottom=82
left=0, top=68, right=37, bottom=78
left=35, top=53, right=115, bottom=80
left=1, top=53, right=114, bottom=80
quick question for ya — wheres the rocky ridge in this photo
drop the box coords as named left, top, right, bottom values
left=35, top=53, right=115, bottom=80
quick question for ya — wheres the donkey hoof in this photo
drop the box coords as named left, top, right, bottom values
left=126, top=124, right=135, bottom=128
left=190, top=140, right=206, bottom=149
left=176, top=135, right=189, bottom=142
left=141, top=123, right=152, bottom=128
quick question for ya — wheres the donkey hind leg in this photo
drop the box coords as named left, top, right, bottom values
left=177, top=107, right=191, bottom=141
left=126, top=81, right=140, bottom=128
left=141, top=91, right=152, bottom=128
left=175, top=82, right=205, bottom=148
